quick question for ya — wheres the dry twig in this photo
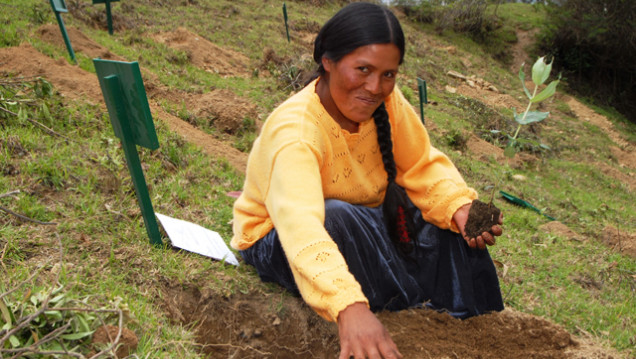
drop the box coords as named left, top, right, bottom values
left=0, top=105, right=74, bottom=143
left=0, top=229, right=126, bottom=359
left=0, top=190, right=20, bottom=199
left=0, top=204, right=57, bottom=225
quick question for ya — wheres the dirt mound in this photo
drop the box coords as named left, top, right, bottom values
left=540, top=221, right=583, bottom=242
left=0, top=43, right=103, bottom=100
left=602, top=225, right=636, bottom=258
left=566, top=96, right=631, bottom=149
left=162, top=283, right=622, bottom=359
left=465, top=134, right=538, bottom=169
left=35, top=24, right=124, bottom=61
left=595, top=162, right=636, bottom=192
left=381, top=308, right=575, bottom=359
left=186, top=89, right=259, bottom=134
left=151, top=27, right=251, bottom=78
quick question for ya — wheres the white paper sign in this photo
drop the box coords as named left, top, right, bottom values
left=155, top=212, right=239, bottom=266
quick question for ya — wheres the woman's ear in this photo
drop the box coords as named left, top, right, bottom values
left=321, top=56, right=333, bottom=73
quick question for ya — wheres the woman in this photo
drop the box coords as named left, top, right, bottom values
left=231, top=2, right=504, bottom=358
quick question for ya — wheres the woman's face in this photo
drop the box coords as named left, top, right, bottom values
left=319, top=43, right=401, bottom=132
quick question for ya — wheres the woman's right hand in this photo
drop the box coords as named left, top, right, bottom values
left=337, top=302, right=402, bottom=359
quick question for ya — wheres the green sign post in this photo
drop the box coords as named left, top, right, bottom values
left=417, top=77, right=428, bottom=125
left=49, top=0, right=76, bottom=64
left=92, top=0, right=120, bottom=35
left=282, top=2, right=290, bottom=43
left=93, top=59, right=162, bottom=246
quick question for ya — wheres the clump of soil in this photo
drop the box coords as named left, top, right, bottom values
left=465, top=199, right=501, bottom=238
left=91, top=325, right=139, bottom=358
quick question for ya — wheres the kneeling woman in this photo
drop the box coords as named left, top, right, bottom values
left=231, top=2, right=504, bottom=358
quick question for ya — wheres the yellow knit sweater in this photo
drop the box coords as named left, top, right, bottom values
left=231, top=78, right=477, bottom=322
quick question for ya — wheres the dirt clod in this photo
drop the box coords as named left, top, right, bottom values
left=465, top=199, right=501, bottom=238
left=91, top=325, right=138, bottom=358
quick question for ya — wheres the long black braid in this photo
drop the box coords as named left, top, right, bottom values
left=307, top=2, right=413, bottom=254
left=372, top=103, right=417, bottom=256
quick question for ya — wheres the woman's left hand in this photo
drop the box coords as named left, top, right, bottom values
left=452, top=203, right=503, bottom=249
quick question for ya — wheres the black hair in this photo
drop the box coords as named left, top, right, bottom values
left=312, top=3, right=415, bottom=254
left=373, top=103, right=416, bottom=256
left=312, top=2, right=405, bottom=76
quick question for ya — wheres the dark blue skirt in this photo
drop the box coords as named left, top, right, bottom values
left=240, top=199, right=504, bottom=319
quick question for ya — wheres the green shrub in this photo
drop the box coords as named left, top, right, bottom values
left=537, top=0, right=636, bottom=123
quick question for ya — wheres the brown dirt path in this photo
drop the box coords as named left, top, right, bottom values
left=509, top=29, right=538, bottom=74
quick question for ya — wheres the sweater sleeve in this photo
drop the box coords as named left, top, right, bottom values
left=265, top=141, right=369, bottom=322
left=388, top=89, right=477, bottom=232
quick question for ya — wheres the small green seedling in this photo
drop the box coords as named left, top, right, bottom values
left=500, top=56, right=560, bottom=158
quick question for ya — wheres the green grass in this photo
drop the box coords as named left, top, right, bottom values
left=490, top=2, right=548, bottom=30
left=1, top=0, right=635, bottom=357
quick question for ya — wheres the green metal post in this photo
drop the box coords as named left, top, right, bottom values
left=106, top=0, right=113, bottom=35
left=92, top=0, right=120, bottom=34
left=50, top=1, right=76, bottom=64
left=417, top=77, right=428, bottom=125
left=283, top=2, right=290, bottom=43
left=103, top=74, right=162, bottom=246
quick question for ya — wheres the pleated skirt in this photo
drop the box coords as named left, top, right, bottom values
left=240, top=198, right=504, bottom=319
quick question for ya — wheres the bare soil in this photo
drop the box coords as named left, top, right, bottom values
left=465, top=199, right=501, bottom=239
left=2, top=25, right=632, bottom=358
left=150, top=27, right=251, bottom=78
left=161, top=282, right=620, bottom=359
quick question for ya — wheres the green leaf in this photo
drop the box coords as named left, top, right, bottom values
left=60, top=330, right=94, bottom=341
left=18, top=107, right=27, bottom=122
left=45, top=310, right=63, bottom=321
left=49, top=293, right=66, bottom=305
left=504, top=144, right=517, bottom=158
left=532, top=56, right=552, bottom=86
left=9, top=334, right=21, bottom=348
left=41, top=102, right=52, bottom=121
left=515, top=111, right=549, bottom=125
left=76, top=313, right=91, bottom=332
left=45, top=342, right=64, bottom=352
left=518, top=64, right=532, bottom=99
left=0, top=299, right=11, bottom=326
left=531, top=79, right=559, bottom=103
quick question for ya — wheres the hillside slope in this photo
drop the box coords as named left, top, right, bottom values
left=1, top=0, right=633, bottom=358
